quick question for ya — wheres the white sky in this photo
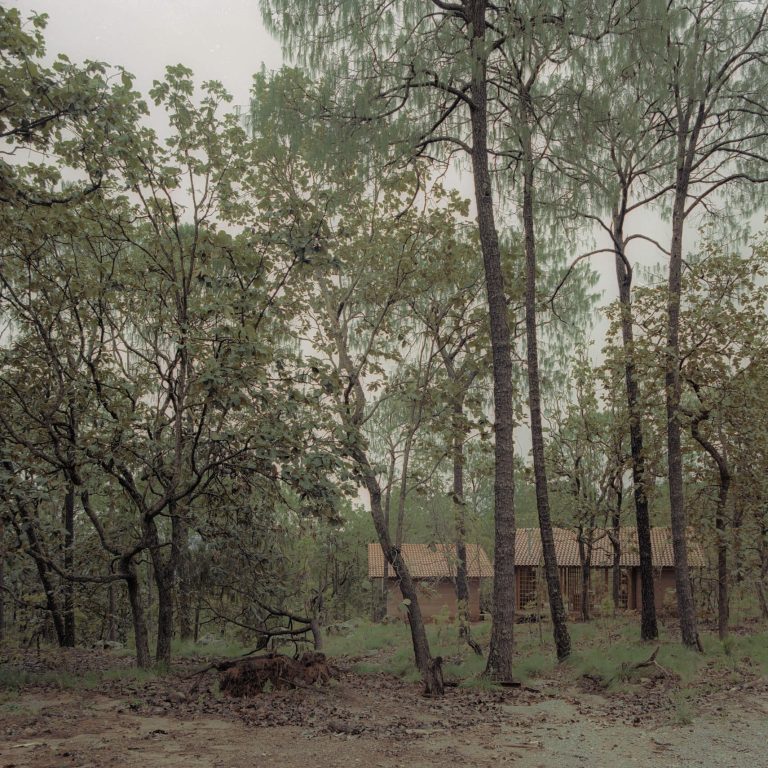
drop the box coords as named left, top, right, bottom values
left=14, top=0, right=283, bottom=111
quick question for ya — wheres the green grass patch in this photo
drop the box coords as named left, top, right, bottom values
left=172, top=637, right=252, bottom=659
left=325, top=620, right=413, bottom=658
left=513, top=651, right=555, bottom=683
left=670, top=688, right=696, bottom=725
left=458, top=675, right=503, bottom=691
left=0, top=662, right=162, bottom=692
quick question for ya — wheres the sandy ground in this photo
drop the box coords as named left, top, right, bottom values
left=1, top=650, right=767, bottom=768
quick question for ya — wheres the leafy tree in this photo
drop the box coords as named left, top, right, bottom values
left=259, top=0, right=524, bottom=680
left=646, top=0, right=767, bottom=650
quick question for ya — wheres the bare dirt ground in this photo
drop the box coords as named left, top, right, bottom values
left=1, top=648, right=766, bottom=768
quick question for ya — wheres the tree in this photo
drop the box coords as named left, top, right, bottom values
left=406, top=215, right=489, bottom=652
left=259, top=0, right=521, bottom=680
left=605, top=241, right=768, bottom=638
left=655, top=0, right=767, bottom=650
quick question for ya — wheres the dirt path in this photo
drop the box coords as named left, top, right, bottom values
left=1, top=652, right=766, bottom=768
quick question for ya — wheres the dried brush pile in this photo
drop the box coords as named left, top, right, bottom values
left=218, top=651, right=333, bottom=697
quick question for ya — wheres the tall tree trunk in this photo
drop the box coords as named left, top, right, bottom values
left=613, top=216, right=659, bottom=640
left=145, top=515, right=175, bottom=666
left=123, top=558, right=151, bottom=668
left=521, top=128, right=570, bottom=660
left=667, top=184, right=702, bottom=651
left=20, top=513, right=65, bottom=646
left=0, top=520, right=5, bottom=644
left=173, top=511, right=193, bottom=642
left=468, top=0, right=516, bottom=681
left=452, top=400, right=482, bottom=654
left=62, top=485, right=76, bottom=647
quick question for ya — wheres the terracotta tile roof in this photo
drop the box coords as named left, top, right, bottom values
left=514, top=527, right=706, bottom=568
left=367, top=542, right=494, bottom=579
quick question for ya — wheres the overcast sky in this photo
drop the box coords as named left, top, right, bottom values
left=15, top=0, right=283, bottom=110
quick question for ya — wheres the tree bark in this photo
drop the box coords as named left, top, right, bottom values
left=145, top=515, right=175, bottom=666
left=577, top=525, right=593, bottom=622
left=521, top=120, right=570, bottom=660
left=173, top=510, right=193, bottom=642
left=20, top=513, right=65, bottom=646
left=0, top=520, right=5, bottom=644
left=106, top=582, right=117, bottom=642
left=452, top=400, right=481, bottom=654
left=689, top=413, right=731, bottom=640
left=352, top=444, right=443, bottom=695
left=611, top=480, right=622, bottom=610
left=467, top=0, right=517, bottom=682
left=613, top=216, right=659, bottom=640
left=123, top=558, right=151, bottom=668
left=667, top=183, right=702, bottom=651
left=62, top=485, right=76, bottom=647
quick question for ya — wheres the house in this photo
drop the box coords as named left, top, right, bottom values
left=368, top=543, right=493, bottom=621
left=514, top=527, right=707, bottom=616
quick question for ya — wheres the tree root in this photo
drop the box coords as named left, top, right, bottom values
left=187, top=651, right=334, bottom=696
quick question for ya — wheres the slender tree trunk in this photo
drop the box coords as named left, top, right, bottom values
left=667, top=184, right=702, bottom=651
left=326, top=295, right=441, bottom=693
left=0, top=520, right=5, bottom=644
left=452, top=400, right=482, bottom=654
left=613, top=214, right=658, bottom=640
left=173, top=511, right=193, bottom=642
left=395, top=422, right=417, bottom=550
left=123, top=559, right=151, bottom=668
left=106, top=582, right=117, bottom=642
left=352, top=445, right=443, bottom=695
left=521, top=128, right=570, bottom=660
left=577, top=526, right=592, bottom=622
left=21, top=514, right=65, bottom=646
left=468, top=0, right=516, bottom=681
left=145, top=516, right=175, bottom=666
left=62, top=485, right=76, bottom=647
left=690, top=415, right=731, bottom=639
left=611, top=480, right=622, bottom=610
left=376, top=450, right=397, bottom=621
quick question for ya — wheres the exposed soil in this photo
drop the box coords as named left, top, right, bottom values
left=1, top=648, right=766, bottom=768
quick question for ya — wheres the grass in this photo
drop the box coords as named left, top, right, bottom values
left=0, top=662, right=161, bottom=692
left=3, top=615, right=764, bottom=703
left=671, top=688, right=696, bottom=725
left=324, top=613, right=768, bottom=698
left=172, top=637, right=252, bottom=659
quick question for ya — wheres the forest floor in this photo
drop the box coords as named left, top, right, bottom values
left=2, top=631, right=768, bottom=768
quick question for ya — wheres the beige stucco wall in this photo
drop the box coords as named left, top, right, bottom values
left=385, top=578, right=483, bottom=621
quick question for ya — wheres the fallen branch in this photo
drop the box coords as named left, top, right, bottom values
left=628, top=646, right=671, bottom=677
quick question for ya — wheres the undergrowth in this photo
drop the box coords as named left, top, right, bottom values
left=0, top=663, right=159, bottom=692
